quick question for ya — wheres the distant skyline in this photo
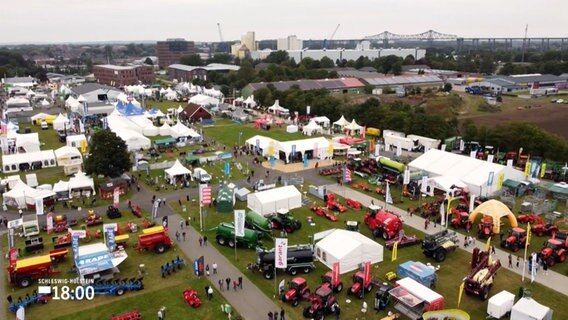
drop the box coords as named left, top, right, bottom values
left=1, top=0, right=567, bottom=44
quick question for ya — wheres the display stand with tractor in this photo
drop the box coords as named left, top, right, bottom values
left=310, top=205, right=339, bottom=222
left=517, top=214, right=542, bottom=224
left=464, top=247, right=501, bottom=300
left=214, top=222, right=262, bottom=249
left=8, top=292, right=51, bottom=313
left=385, top=235, right=421, bottom=250
left=422, top=229, right=459, bottom=262
left=89, top=277, right=144, bottom=296
left=374, top=282, right=394, bottom=312
left=321, top=271, right=343, bottom=293
left=477, top=216, right=494, bottom=239
left=52, top=232, right=72, bottom=249
left=111, top=309, right=142, bottom=320
left=107, top=206, right=122, bottom=219
left=303, top=285, right=337, bottom=319
left=539, top=236, right=568, bottom=266
left=500, top=227, right=527, bottom=252
left=282, top=277, right=311, bottom=307
left=348, top=271, right=382, bottom=299
left=326, top=193, right=347, bottom=213
left=363, top=205, right=403, bottom=240
left=43, top=214, right=77, bottom=233
left=531, top=218, right=565, bottom=237
left=85, top=210, right=103, bottom=226
left=135, top=226, right=173, bottom=254
left=182, top=288, right=202, bottom=308
left=450, top=208, right=472, bottom=231
left=253, top=244, right=314, bottom=279
left=269, top=209, right=302, bottom=234
left=346, top=198, right=362, bottom=210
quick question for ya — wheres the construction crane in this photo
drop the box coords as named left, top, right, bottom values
left=521, top=24, right=528, bottom=63
left=323, top=24, right=340, bottom=50
left=217, top=23, right=224, bottom=42
left=217, top=23, right=227, bottom=53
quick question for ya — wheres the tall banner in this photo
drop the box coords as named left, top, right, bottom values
left=441, top=144, right=446, bottom=151
left=270, top=155, right=276, bottom=168
left=420, top=176, right=429, bottom=194
left=342, top=165, right=352, bottom=183
left=540, top=163, right=547, bottom=178
left=275, top=238, right=288, bottom=269
left=313, top=142, right=319, bottom=159
left=234, top=210, right=245, bottom=237
left=362, top=126, right=366, bottom=139
left=113, top=187, right=120, bottom=208
left=72, top=234, right=80, bottom=262
left=46, top=212, right=54, bottom=234
left=396, top=143, right=402, bottom=156
left=459, top=140, right=465, bottom=152
left=224, top=161, right=230, bottom=175
left=531, top=253, right=537, bottom=283
left=374, top=144, right=380, bottom=157
left=268, top=141, right=275, bottom=156
left=9, top=247, right=18, bottom=266
left=291, top=144, right=297, bottom=161
left=484, top=237, right=491, bottom=252
left=470, top=150, right=477, bottom=158
left=369, top=139, right=375, bottom=155
left=403, top=170, right=410, bottom=185
left=524, top=162, right=531, bottom=177
left=328, top=143, right=334, bottom=158
left=391, top=241, right=398, bottom=262
left=440, top=202, right=446, bottom=227
left=200, top=185, right=212, bottom=205
left=506, top=159, right=513, bottom=167
left=497, top=173, right=505, bottom=190
left=306, top=105, right=311, bottom=115
left=106, top=227, right=115, bottom=251
left=332, top=262, right=340, bottom=287
left=363, top=261, right=371, bottom=286
left=303, top=153, right=308, bottom=168
left=385, top=182, right=393, bottom=204
left=487, top=171, right=495, bottom=186
left=457, top=282, right=465, bottom=308
left=80, top=139, right=87, bottom=153
left=468, top=194, right=476, bottom=213
left=35, top=198, right=44, bottom=215
left=255, top=139, right=260, bottom=153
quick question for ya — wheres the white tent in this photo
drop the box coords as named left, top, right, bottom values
left=2, top=150, right=56, bottom=173
left=55, top=146, right=83, bottom=166
left=68, top=171, right=95, bottom=198
left=333, top=115, right=350, bottom=128
left=511, top=298, right=553, bottom=320
left=2, top=180, right=55, bottom=209
left=30, top=113, right=50, bottom=122
left=247, top=185, right=302, bottom=216
left=65, top=96, right=81, bottom=111
left=170, top=122, right=200, bottom=139
left=302, top=121, right=322, bottom=136
left=409, top=149, right=525, bottom=197
left=53, top=180, right=70, bottom=199
left=66, top=134, right=88, bottom=148
left=164, top=159, right=192, bottom=183
left=268, top=100, right=289, bottom=116
left=76, top=95, right=87, bottom=103
left=314, top=229, right=384, bottom=274
left=311, top=116, right=330, bottom=128
left=164, top=89, right=178, bottom=101
left=426, top=176, right=467, bottom=195
left=40, top=99, right=50, bottom=107
left=243, top=95, right=256, bottom=108
left=189, top=94, right=220, bottom=107
left=286, top=125, right=298, bottom=133
left=344, top=119, right=363, bottom=133
left=8, top=132, right=41, bottom=153
left=114, top=129, right=151, bottom=151
left=159, top=122, right=172, bottom=136
left=144, top=109, right=165, bottom=119
left=176, top=105, right=184, bottom=114
left=245, top=135, right=331, bottom=161
left=53, top=113, right=70, bottom=131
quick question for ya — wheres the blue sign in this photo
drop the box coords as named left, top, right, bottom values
left=256, top=139, right=260, bottom=152
left=303, top=153, right=308, bottom=168
left=76, top=252, right=114, bottom=274
left=106, top=227, right=115, bottom=251
left=224, top=161, right=230, bottom=175
left=72, top=235, right=79, bottom=262
left=291, top=144, right=297, bottom=160
left=270, top=156, right=275, bottom=168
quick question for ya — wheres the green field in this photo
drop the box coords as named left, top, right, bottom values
left=3, top=214, right=239, bottom=320
left=171, top=190, right=568, bottom=320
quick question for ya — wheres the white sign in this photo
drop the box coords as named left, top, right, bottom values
left=396, top=143, right=402, bottom=156
left=113, top=187, right=120, bottom=207
left=440, top=202, right=446, bottom=226
left=7, top=218, right=23, bottom=229
left=234, top=210, right=245, bottom=237
left=374, top=145, right=380, bottom=157
left=103, top=223, right=118, bottom=232
left=487, top=154, right=494, bottom=163
left=506, top=159, right=513, bottom=167
left=46, top=212, right=54, bottom=233
left=306, top=106, right=311, bottom=115
left=35, top=198, right=44, bottom=215
left=469, top=194, right=476, bottom=213
left=420, top=176, right=429, bottom=194
left=469, top=151, right=477, bottom=158
left=459, top=140, right=465, bottom=151
left=403, top=170, right=410, bottom=185
left=441, top=144, right=446, bottom=151
left=69, top=229, right=87, bottom=238
left=275, top=238, right=288, bottom=269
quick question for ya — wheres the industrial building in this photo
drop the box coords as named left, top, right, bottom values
left=277, top=35, right=303, bottom=50
left=93, top=64, right=155, bottom=87
left=156, top=39, right=195, bottom=68
left=364, top=74, right=444, bottom=89
left=250, top=48, right=426, bottom=63
left=168, top=63, right=240, bottom=81
left=231, top=32, right=258, bottom=58
left=241, top=78, right=364, bottom=97
left=469, top=74, right=568, bottom=94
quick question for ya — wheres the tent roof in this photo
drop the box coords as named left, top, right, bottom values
left=311, top=116, right=330, bottom=124
left=53, top=180, right=70, bottom=193
left=68, top=171, right=94, bottom=191
left=4, top=180, right=55, bottom=201
left=396, top=277, right=443, bottom=302
left=170, top=122, right=200, bottom=138
left=546, top=182, right=568, bottom=195
left=344, top=119, right=363, bottom=131
left=249, top=186, right=301, bottom=205
left=53, top=113, right=69, bottom=124
left=304, top=121, right=322, bottom=130
left=512, top=298, right=551, bottom=319
left=164, top=159, right=191, bottom=177
left=66, top=134, right=87, bottom=143
left=333, top=115, right=350, bottom=127
left=428, top=176, right=467, bottom=193
left=55, top=146, right=82, bottom=159
left=2, top=150, right=55, bottom=166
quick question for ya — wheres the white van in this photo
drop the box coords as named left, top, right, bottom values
left=193, top=168, right=212, bottom=184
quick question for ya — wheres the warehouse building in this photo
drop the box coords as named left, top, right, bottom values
left=241, top=78, right=365, bottom=97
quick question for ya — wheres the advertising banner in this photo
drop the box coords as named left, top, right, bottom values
left=234, top=210, right=245, bottom=237
left=46, top=212, right=54, bottom=234
left=72, top=234, right=80, bottom=262
left=106, top=227, right=115, bottom=251
left=403, top=170, right=410, bottom=185
left=332, top=261, right=340, bottom=286
left=364, top=261, right=371, bottom=286
left=113, top=187, right=120, bottom=207
left=35, top=198, right=44, bottom=215
left=275, top=238, right=288, bottom=269
left=200, top=185, right=212, bottom=205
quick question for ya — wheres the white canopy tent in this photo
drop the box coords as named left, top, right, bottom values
left=164, top=160, right=192, bottom=183
left=511, top=298, right=553, bottom=320
left=408, top=149, right=525, bottom=196
left=53, top=113, right=70, bottom=131
left=268, top=100, right=289, bottom=116
left=247, top=185, right=302, bottom=216
left=144, top=109, right=165, bottom=119
left=245, top=135, right=332, bottom=162
left=66, top=134, right=87, bottom=148
left=311, top=116, right=330, bottom=128
left=286, top=125, right=298, bottom=133
left=189, top=94, right=220, bottom=107
left=344, top=119, right=363, bottom=134
left=54, top=146, right=83, bottom=166
left=333, top=115, right=350, bottom=129
left=114, top=129, right=151, bottom=151
left=243, top=95, right=256, bottom=108
left=170, top=122, right=200, bottom=139
left=2, top=180, right=55, bottom=209
left=2, top=150, right=56, bottom=173
left=7, top=132, right=41, bottom=153
left=159, top=122, right=172, bottom=136
left=65, top=96, right=81, bottom=111
left=302, top=121, right=323, bottom=136
left=314, top=229, right=384, bottom=274
left=40, top=99, right=50, bottom=107
left=426, top=176, right=467, bottom=195
left=68, top=171, right=95, bottom=198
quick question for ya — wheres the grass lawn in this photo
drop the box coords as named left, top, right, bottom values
left=170, top=185, right=568, bottom=320
left=3, top=213, right=239, bottom=320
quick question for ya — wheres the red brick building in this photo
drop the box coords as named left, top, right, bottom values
left=93, top=64, right=155, bottom=87
left=156, top=39, right=195, bottom=68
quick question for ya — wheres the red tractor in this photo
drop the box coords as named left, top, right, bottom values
left=321, top=271, right=343, bottom=293
left=539, top=238, right=567, bottom=266
left=281, top=277, right=311, bottom=307
left=450, top=208, right=472, bottom=231
left=345, top=198, right=362, bottom=210
left=517, top=214, right=542, bottom=224
left=310, top=205, right=338, bottom=222
left=363, top=205, right=403, bottom=240
left=531, top=223, right=559, bottom=237
left=500, top=227, right=527, bottom=252
left=477, top=216, right=494, bottom=239
left=326, top=193, right=347, bottom=213
left=348, top=271, right=374, bottom=298
left=85, top=210, right=103, bottom=227
left=182, top=288, right=202, bottom=308
left=302, top=285, right=337, bottom=319
left=44, top=214, right=78, bottom=233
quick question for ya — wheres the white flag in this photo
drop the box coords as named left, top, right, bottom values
left=403, top=170, right=410, bottom=185
left=396, top=143, right=402, bottom=156
left=374, top=144, right=380, bottom=157
left=234, top=210, right=245, bottom=237
left=420, top=176, right=429, bottom=194
left=487, top=154, right=494, bottom=163
left=275, top=238, right=288, bottom=269
left=459, top=140, right=465, bottom=151
left=531, top=253, right=537, bottom=283
left=506, top=159, right=513, bottom=167
left=385, top=183, right=393, bottom=204
left=440, top=202, right=446, bottom=226
left=468, top=194, right=476, bottom=213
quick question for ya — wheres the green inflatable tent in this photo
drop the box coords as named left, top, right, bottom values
left=216, top=185, right=235, bottom=213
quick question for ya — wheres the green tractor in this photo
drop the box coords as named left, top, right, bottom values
left=245, top=211, right=273, bottom=236
left=214, top=222, right=262, bottom=249
left=269, top=209, right=302, bottom=234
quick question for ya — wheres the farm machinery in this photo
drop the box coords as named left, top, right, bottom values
left=477, top=216, right=494, bottom=239
left=325, top=193, right=347, bottom=213
left=214, top=223, right=262, bottom=249
left=385, top=235, right=421, bottom=250
left=302, top=285, right=338, bottom=319
left=245, top=211, right=272, bottom=235
left=348, top=271, right=381, bottom=299
left=450, top=208, right=472, bottom=231
left=111, top=309, right=142, bottom=320
left=345, top=198, right=362, bottom=210
left=464, top=247, right=501, bottom=300
left=269, top=209, right=302, bottom=233
left=321, top=271, right=344, bottom=293
left=182, top=288, right=202, bottom=308
left=135, top=226, right=173, bottom=254
left=349, top=158, right=379, bottom=176
left=319, top=166, right=341, bottom=176
left=7, top=291, right=51, bottom=313
left=539, top=236, right=568, bottom=266
left=517, top=214, right=542, bottom=224
left=363, top=205, right=403, bottom=240
left=43, top=214, right=77, bottom=233
left=52, top=232, right=72, bottom=249
left=500, top=227, right=527, bottom=252
left=89, top=277, right=144, bottom=296
left=281, top=277, right=311, bottom=307
left=422, top=229, right=459, bottom=262
left=106, top=206, right=122, bottom=219
left=421, top=200, right=443, bottom=220
left=253, top=244, right=314, bottom=279
left=85, top=210, right=103, bottom=226
left=131, top=205, right=142, bottom=218
left=310, top=205, right=339, bottom=222
left=351, top=182, right=372, bottom=192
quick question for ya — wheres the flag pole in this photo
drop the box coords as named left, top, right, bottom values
left=522, top=223, right=531, bottom=282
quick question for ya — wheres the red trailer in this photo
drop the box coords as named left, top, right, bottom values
left=136, top=226, right=173, bottom=254
left=7, top=248, right=60, bottom=288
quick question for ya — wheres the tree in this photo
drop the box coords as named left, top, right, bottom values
left=144, top=57, right=154, bottom=65
left=84, top=131, right=132, bottom=178
left=320, top=56, right=335, bottom=68
left=443, top=83, right=453, bottom=92
left=180, top=54, right=204, bottom=66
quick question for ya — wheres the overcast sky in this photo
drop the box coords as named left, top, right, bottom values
left=1, top=0, right=567, bottom=43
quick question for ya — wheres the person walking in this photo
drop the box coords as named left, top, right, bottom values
left=218, top=279, right=224, bottom=291
left=179, top=219, right=184, bottom=229
left=508, top=253, right=513, bottom=268
left=199, top=237, right=203, bottom=247
left=464, top=236, right=468, bottom=248
left=207, top=286, right=213, bottom=300
left=175, top=231, right=180, bottom=241
left=424, top=219, right=428, bottom=230
left=182, top=231, right=186, bottom=241
left=516, top=256, right=521, bottom=268
left=491, top=245, right=496, bottom=255
left=543, top=260, right=549, bottom=275
left=212, top=263, right=218, bottom=274
left=203, top=235, right=208, bottom=246
left=279, top=309, right=285, bottom=320
left=225, top=277, right=231, bottom=291
left=268, top=312, right=273, bottom=320
left=205, top=264, right=210, bottom=276
left=233, top=280, right=238, bottom=291
left=238, top=276, right=243, bottom=289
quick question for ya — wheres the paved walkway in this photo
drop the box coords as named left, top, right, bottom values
left=324, top=184, right=568, bottom=296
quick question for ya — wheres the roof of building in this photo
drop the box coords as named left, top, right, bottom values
left=335, top=70, right=384, bottom=79
left=168, top=63, right=240, bottom=72
left=5, top=76, right=35, bottom=84
left=94, top=64, right=138, bottom=71
left=364, top=75, right=443, bottom=86
left=482, top=78, right=526, bottom=89
left=71, top=83, right=121, bottom=95
left=182, top=103, right=211, bottom=118
left=488, top=74, right=567, bottom=85
left=247, top=78, right=365, bottom=92
left=401, top=64, right=431, bottom=71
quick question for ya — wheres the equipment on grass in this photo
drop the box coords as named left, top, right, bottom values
left=464, top=247, right=501, bottom=300
left=363, top=205, right=403, bottom=240
left=135, top=226, right=173, bottom=254
left=310, top=205, right=339, bottom=222
left=302, top=285, right=338, bottom=319
left=182, top=288, right=202, bottom=308
left=107, top=206, right=122, bottom=219
left=214, top=222, right=262, bottom=249
left=111, top=309, right=142, bottom=320
left=269, top=209, right=302, bottom=234
left=500, top=227, right=527, bottom=252
left=282, top=277, right=311, bottom=307
left=477, top=216, right=494, bottom=239
left=321, top=271, right=344, bottom=293
left=326, top=193, right=347, bottom=213
left=253, top=244, right=314, bottom=279
left=422, top=229, right=459, bottom=262
left=8, top=292, right=51, bottom=313
left=85, top=210, right=103, bottom=226
left=385, top=235, right=421, bottom=250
